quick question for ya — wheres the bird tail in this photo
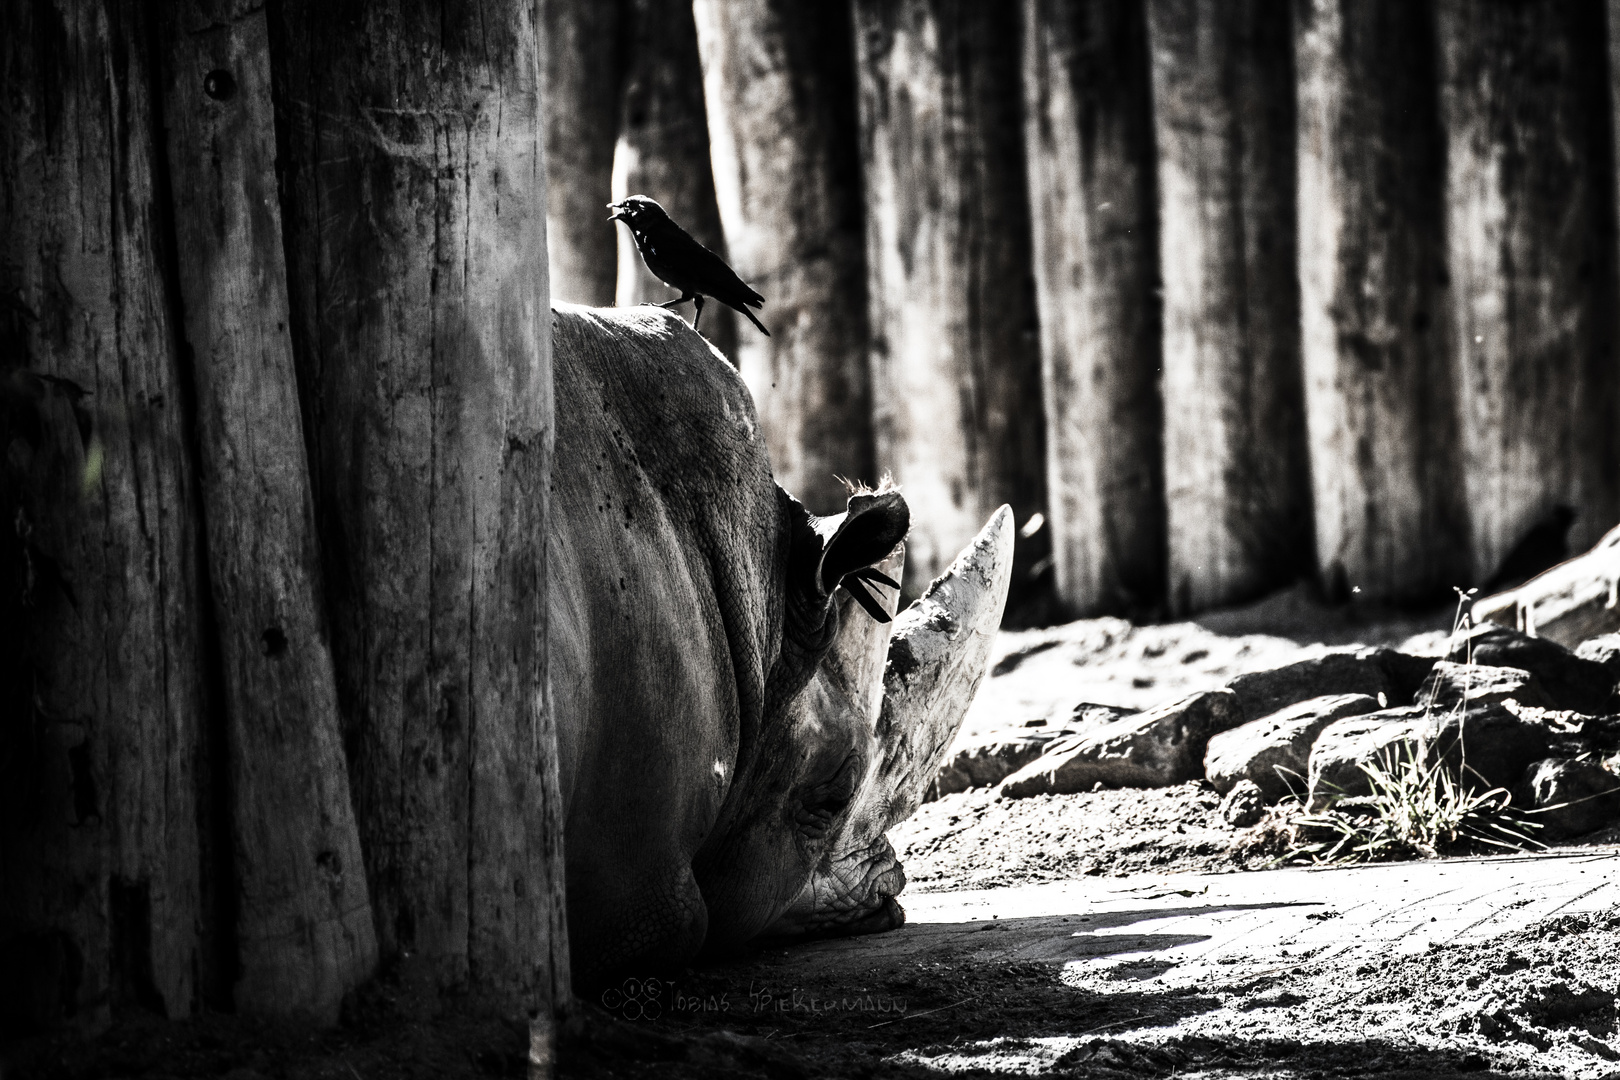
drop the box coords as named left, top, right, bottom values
left=740, top=304, right=770, bottom=337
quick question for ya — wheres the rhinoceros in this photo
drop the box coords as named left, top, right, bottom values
left=550, top=305, right=1011, bottom=987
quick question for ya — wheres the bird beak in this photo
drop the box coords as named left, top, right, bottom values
left=606, top=203, right=625, bottom=222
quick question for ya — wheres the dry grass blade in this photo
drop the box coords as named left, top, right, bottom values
left=1289, top=740, right=1544, bottom=864
left=1285, top=587, right=1546, bottom=865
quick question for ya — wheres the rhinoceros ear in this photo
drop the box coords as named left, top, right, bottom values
left=815, top=490, right=910, bottom=610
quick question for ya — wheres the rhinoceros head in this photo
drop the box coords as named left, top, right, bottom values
left=765, top=506, right=1014, bottom=941
left=692, top=496, right=1014, bottom=953
left=690, top=486, right=909, bottom=950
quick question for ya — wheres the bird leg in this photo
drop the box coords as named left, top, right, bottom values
left=692, top=294, right=705, bottom=330
left=660, top=292, right=696, bottom=310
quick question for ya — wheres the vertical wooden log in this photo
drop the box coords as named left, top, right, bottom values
left=1022, top=0, right=1165, bottom=616
left=1148, top=0, right=1312, bottom=614
left=157, top=0, right=375, bottom=1020
left=542, top=0, right=625, bottom=305
left=695, top=0, right=874, bottom=514
left=1613, top=0, right=1620, bottom=279
left=1295, top=0, right=1465, bottom=604
left=272, top=0, right=567, bottom=1014
left=1438, top=0, right=1620, bottom=581
left=0, top=0, right=209, bottom=1026
left=855, top=0, right=1048, bottom=590
left=615, top=0, right=738, bottom=361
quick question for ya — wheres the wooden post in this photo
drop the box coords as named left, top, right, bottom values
left=854, top=0, right=1047, bottom=590
left=1023, top=0, right=1165, bottom=617
left=1438, top=0, right=1620, bottom=581
left=1294, top=0, right=1466, bottom=604
left=272, top=0, right=567, bottom=1017
left=0, top=0, right=211, bottom=1026
left=157, top=0, right=375, bottom=1020
left=1147, top=0, right=1313, bottom=614
left=615, top=0, right=739, bottom=362
left=694, top=0, right=874, bottom=514
left=542, top=0, right=625, bottom=305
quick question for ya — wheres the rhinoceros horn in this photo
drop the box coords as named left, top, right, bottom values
left=766, top=505, right=1015, bottom=939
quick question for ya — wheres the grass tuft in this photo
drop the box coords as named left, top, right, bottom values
left=1287, top=740, right=1542, bottom=863
left=1283, top=587, right=1544, bottom=865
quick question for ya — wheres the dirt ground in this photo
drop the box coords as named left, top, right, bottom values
left=891, top=779, right=1620, bottom=896
left=558, top=904, right=1620, bottom=1080
left=9, top=587, right=1620, bottom=1080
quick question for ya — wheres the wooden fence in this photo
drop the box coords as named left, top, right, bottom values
left=544, top=0, right=1620, bottom=619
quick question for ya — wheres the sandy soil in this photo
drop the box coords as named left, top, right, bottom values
left=554, top=890, right=1620, bottom=1080
left=894, top=784, right=1290, bottom=892
left=892, top=786, right=1620, bottom=897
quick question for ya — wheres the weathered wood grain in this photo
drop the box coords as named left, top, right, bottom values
left=542, top=0, right=624, bottom=305
left=1147, top=0, right=1313, bottom=614
left=694, top=0, right=874, bottom=514
left=1023, top=0, right=1165, bottom=617
left=854, top=0, right=1048, bottom=594
left=1473, top=523, right=1620, bottom=648
left=615, top=0, right=738, bottom=362
left=1294, top=0, right=1466, bottom=604
left=1437, top=0, right=1620, bottom=583
left=157, top=0, right=375, bottom=1020
left=272, top=0, right=566, bottom=1013
left=0, top=0, right=210, bottom=1025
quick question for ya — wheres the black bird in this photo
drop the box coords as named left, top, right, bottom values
left=608, top=195, right=770, bottom=337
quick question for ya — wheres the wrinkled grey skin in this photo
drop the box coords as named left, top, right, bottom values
left=766, top=509, right=1014, bottom=940
left=549, top=304, right=1008, bottom=988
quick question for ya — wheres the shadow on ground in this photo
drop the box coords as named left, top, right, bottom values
left=563, top=936, right=1539, bottom=1079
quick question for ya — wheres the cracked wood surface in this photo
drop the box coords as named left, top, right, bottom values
left=272, top=0, right=565, bottom=1010
left=158, top=0, right=375, bottom=1020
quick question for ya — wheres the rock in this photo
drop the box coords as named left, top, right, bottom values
left=1519, top=979, right=1616, bottom=1024
left=1498, top=704, right=1620, bottom=760
left=1371, top=647, right=1444, bottom=703
left=1448, top=623, right=1615, bottom=714
left=1307, top=698, right=1551, bottom=809
left=935, top=703, right=1137, bottom=794
left=1068, top=702, right=1144, bottom=730
left=1471, top=520, right=1620, bottom=648
left=936, top=729, right=1074, bottom=794
left=997, top=690, right=1243, bottom=798
left=1306, top=708, right=1427, bottom=809
left=1573, top=1033, right=1619, bottom=1060
left=1225, top=647, right=1432, bottom=721
left=1512, top=758, right=1620, bottom=839
left=1422, top=701, right=1552, bottom=793
left=1415, top=661, right=1556, bottom=712
left=1577, top=714, right=1620, bottom=756
left=1575, top=632, right=1620, bottom=679
left=1220, top=779, right=1267, bottom=827
left=1204, top=693, right=1382, bottom=803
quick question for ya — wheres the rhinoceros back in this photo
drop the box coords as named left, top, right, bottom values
left=548, top=304, right=786, bottom=984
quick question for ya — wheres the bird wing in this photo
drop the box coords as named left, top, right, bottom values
left=646, top=219, right=764, bottom=309
left=681, top=239, right=765, bottom=309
